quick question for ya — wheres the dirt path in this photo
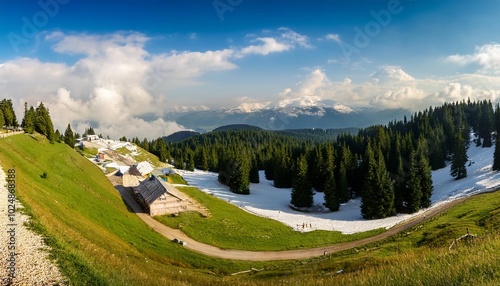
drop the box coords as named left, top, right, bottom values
left=112, top=179, right=472, bottom=261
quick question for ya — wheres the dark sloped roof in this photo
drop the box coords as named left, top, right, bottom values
left=135, top=176, right=167, bottom=204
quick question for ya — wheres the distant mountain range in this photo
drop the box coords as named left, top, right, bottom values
left=164, top=104, right=410, bottom=133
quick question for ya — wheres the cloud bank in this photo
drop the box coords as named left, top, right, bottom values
left=0, top=28, right=311, bottom=139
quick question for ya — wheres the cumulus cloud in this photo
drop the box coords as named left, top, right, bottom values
left=446, top=43, right=500, bottom=74
left=0, top=28, right=311, bottom=138
left=236, top=28, right=312, bottom=58
left=236, top=37, right=290, bottom=57
left=270, top=66, right=500, bottom=111
left=0, top=31, right=243, bottom=139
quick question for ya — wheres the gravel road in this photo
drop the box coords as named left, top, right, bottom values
left=0, top=166, right=66, bottom=285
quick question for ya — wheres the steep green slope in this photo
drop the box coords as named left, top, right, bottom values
left=0, top=134, right=250, bottom=285
left=1, top=133, right=498, bottom=286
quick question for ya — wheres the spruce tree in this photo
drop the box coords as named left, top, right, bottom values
left=361, top=144, right=395, bottom=219
left=291, top=155, right=313, bottom=208
left=228, top=153, right=250, bottom=195
left=249, top=157, right=260, bottom=183
left=323, top=170, right=339, bottom=211
left=0, top=99, right=18, bottom=127
left=450, top=132, right=468, bottom=180
left=417, top=137, right=433, bottom=208
left=34, top=102, right=55, bottom=142
left=21, top=105, right=36, bottom=133
left=0, top=109, right=4, bottom=128
left=337, top=144, right=351, bottom=203
left=64, top=123, right=75, bottom=147
left=406, top=151, right=423, bottom=213
left=493, top=104, right=500, bottom=171
left=493, top=135, right=500, bottom=171
left=393, top=152, right=407, bottom=213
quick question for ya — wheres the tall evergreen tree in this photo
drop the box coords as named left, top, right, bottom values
left=0, top=99, right=18, bottom=127
left=450, top=132, right=468, bottom=180
left=493, top=104, right=500, bottom=171
left=64, top=123, right=75, bottom=147
left=34, top=102, right=55, bottom=142
left=0, top=109, right=4, bottom=128
left=493, top=134, right=500, bottom=171
left=21, top=106, right=36, bottom=133
left=361, top=144, right=395, bottom=219
left=337, top=144, right=351, bottom=203
left=291, top=155, right=313, bottom=208
left=274, top=151, right=292, bottom=188
left=228, top=152, right=250, bottom=195
left=417, top=137, right=433, bottom=208
left=323, top=170, right=339, bottom=211
left=479, top=100, right=494, bottom=147
left=249, top=157, right=260, bottom=183
left=406, top=151, right=423, bottom=213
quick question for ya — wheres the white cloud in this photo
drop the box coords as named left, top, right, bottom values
left=322, top=33, right=341, bottom=43
left=270, top=67, right=500, bottom=111
left=236, top=28, right=312, bottom=58
left=236, top=37, right=290, bottom=58
left=278, top=27, right=313, bottom=49
left=370, top=66, right=414, bottom=83
left=1, top=29, right=316, bottom=138
left=446, top=43, right=500, bottom=74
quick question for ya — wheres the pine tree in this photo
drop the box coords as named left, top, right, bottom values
left=185, top=151, right=195, bottom=171
left=34, top=102, right=55, bottom=142
left=21, top=105, right=36, bottom=133
left=406, top=151, right=423, bottom=213
left=0, top=99, right=18, bottom=127
left=361, top=143, right=377, bottom=218
left=393, top=151, right=407, bottom=213
left=479, top=100, right=494, bottom=147
left=361, top=144, right=395, bottom=219
left=274, top=151, right=292, bottom=188
left=417, top=137, right=433, bottom=208
left=291, top=155, right=313, bottom=208
left=450, top=132, right=468, bottom=180
left=64, top=123, right=75, bottom=147
left=493, top=104, right=500, bottom=171
left=493, top=136, right=500, bottom=171
left=323, top=170, right=339, bottom=211
left=0, top=109, right=4, bottom=128
left=337, top=144, right=351, bottom=203
left=249, top=157, right=260, bottom=183
left=228, top=152, right=250, bottom=195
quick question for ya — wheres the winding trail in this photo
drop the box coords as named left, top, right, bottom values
left=112, top=181, right=472, bottom=261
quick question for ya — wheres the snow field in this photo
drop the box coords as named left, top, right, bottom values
left=176, top=144, right=499, bottom=234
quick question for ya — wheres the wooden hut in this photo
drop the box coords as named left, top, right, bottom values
left=133, top=175, right=189, bottom=216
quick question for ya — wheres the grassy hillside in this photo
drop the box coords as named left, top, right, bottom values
left=0, top=133, right=498, bottom=285
left=0, top=134, right=259, bottom=285
left=156, top=186, right=382, bottom=251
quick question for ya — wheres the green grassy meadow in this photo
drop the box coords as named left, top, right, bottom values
left=0, top=133, right=498, bottom=285
left=155, top=186, right=382, bottom=251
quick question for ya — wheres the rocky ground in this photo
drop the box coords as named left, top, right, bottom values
left=0, top=166, right=66, bottom=285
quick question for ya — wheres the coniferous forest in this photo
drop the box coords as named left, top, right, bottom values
left=68, top=100, right=500, bottom=219
left=5, top=98, right=500, bottom=218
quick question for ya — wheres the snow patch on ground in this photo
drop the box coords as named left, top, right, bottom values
left=176, top=144, right=498, bottom=234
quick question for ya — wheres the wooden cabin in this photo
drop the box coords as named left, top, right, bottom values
left=133, top=175, right=189, bottom=216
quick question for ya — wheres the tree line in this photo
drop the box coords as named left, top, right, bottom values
left=4, top=98, right=500, bottom=219
left=141, top=99, right=500, bottom=219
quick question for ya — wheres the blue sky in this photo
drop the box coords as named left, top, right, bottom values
left=1, top=0, right=500, bottom=137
